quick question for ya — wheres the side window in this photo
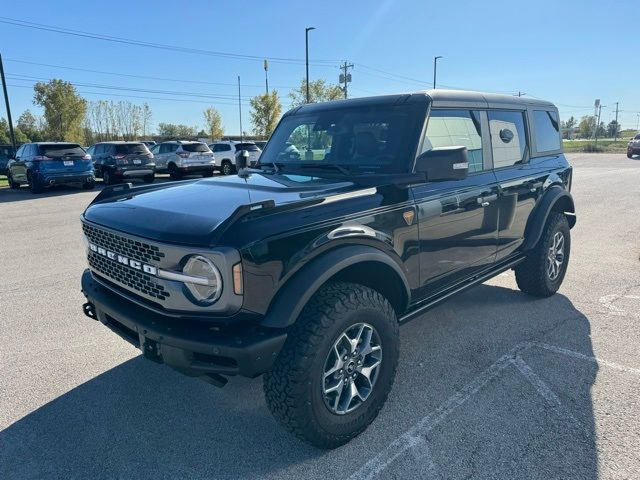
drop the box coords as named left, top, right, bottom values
left=533, top=110, right=560, bottom=153
left=25, top=144, right=34, bottom=157
left=422, top=110, right=484, bottom=173
left=488, top=110, right=528, bottom=168
left=223, top=144, right=232, bottom=152
left=15, top=145, right=25, bottom=158
left=170, top=144, right=179, bottom=152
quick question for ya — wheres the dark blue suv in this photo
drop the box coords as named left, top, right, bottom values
left=7, top=142, right=95, bottom=193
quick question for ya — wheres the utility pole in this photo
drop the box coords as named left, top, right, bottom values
left=593, top=99, right=600, bottom=141
left=595, top=103, right=603, bottom=148
left=264, top=59, right=269, bottom=95
left=614, top=102, right=619, bottom=142
left=433, top=56, right=443, bottom=89
left=305, top=27, right=315, bottom=103
left=636, top=113, right=639, bottom=132
left=238, top=75, right=243, bottom=144
left=0, top=53, right=16, bottom=152
left=339, top=61, right=354, bottom=99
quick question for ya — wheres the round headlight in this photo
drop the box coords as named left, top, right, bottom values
left=182, top=255, right=222, bottom=305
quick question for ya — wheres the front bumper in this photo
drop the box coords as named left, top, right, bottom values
left=38, top=171, right=94, bottom=185
left=81, top=269, right=287, bottom=381
left=113, top=165, right=155, bottom=178
left=628, top=146, right=640, bottom=155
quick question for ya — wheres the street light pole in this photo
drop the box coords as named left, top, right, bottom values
left=305, top=27, right=315, bottom=103
left=433, top=56, right=443, bottom=89
left=0, top=53, right=16, bottom=152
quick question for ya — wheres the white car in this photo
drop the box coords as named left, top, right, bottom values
left=150, top=141, right=215, bottom=180
left=208, top=141, right=262, bottom=175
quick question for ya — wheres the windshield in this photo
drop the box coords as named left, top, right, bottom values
left=260, top=103, right=425, bottom=174
left=38, top=144, right=85, bottom=157
left=182, top=143, right=210, bottom=153
left=115, top=143, right=149, bottom=155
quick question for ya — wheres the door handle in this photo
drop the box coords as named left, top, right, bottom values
left=477, top=193, right=498, bottom=206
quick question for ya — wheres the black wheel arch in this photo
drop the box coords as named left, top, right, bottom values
left=259, top=245, right=411, bottom=329
left=521, top=185, right=576, bottom=251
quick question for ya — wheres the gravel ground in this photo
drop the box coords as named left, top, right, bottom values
left=1, top=154, right=639, bottom=479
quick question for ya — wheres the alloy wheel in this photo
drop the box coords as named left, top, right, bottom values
left=322, top=323, right=382, bottom=415
left=547, top=231, right=565, bottom=281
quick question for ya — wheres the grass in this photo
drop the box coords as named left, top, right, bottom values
left=562, top=138, right=632, bottom=153
left=0, top=176, right=7, bottom=187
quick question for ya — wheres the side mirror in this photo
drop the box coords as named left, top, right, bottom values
left=236, top=149, right=249, bottom=169
left=415, top=146, right=469, bottom=182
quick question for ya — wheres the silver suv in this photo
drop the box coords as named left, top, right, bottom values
left=208, top=141, right=261, bottom=175
left=150, top=141, right=215, bottom=180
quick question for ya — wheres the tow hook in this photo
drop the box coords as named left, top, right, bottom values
left=82, top=302, right=97, bottom=320
left=143, top=339, right=162, bottom=363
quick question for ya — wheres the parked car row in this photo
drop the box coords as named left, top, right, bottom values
left=4, top=139, right=264, bottom=193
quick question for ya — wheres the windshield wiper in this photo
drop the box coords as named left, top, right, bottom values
left=259, top=161, right=284, bottom=173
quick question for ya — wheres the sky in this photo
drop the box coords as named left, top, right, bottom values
left=1, top=0, right=638, bottom=135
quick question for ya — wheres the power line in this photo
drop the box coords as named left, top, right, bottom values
left=6, top=74, right=255, bottom=101
left=0, top=16, right=339, bottom=66
left=6, top=83, right=245, bottom=106
left=5, top=58, right=298, bottom=90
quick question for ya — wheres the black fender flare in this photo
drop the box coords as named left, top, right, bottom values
left=521, top=186, right=576, bottom=251
left=259, top=245, right=411, bottom=329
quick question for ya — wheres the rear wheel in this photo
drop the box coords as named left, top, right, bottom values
left=143, top=174, right=155, bottom=184
left=169, top=163, right=182, bottom=180
left=515, top=213, right=570, bottom=297
left=102, top=169, right=114, bottom=186
left=82, top=179, right=96, bottom=190
left=264, top=282, right=399, bottom=449
left=221, top=161, right=234, bottom=176
left=27, top=172, right=44, bottom=194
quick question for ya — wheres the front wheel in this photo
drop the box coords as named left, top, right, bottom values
left=82, top=179, right=96, bottom=190
left=264, top=282, right=399, bottom=449
left=221, top=161, right=234, bottom=176
left=515, top=213, right=571, bottom=297
left=8, top=172, right=20, bottom=189
left=102, top=169, right=114, bottom=186
left=628, top=152, right=633, bottom=159
left=168, top=164, right=182, bottom=180
left=143, top=174, right=155, bottom=184
left=28, top=172, right=43, bottom=194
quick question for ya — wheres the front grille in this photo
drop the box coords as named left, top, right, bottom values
left=88, top=251, right=170, bottom=301
left=82, top=222, right=165, bottom=263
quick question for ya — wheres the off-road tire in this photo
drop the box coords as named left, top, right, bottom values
left=263, top=282, right=399, bottom=449
left=515, top=213, right=570, bottom=297
left=168, top=163, right=182, bottom=180
left=143, top=174, right=155, bottom=184
left=28, top=172, right=43, bottom=194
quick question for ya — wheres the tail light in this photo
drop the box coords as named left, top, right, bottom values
left=147, top=152, right=154, bottom=159
left=177, top=152, right=190, bottom=159
left=83, top=154, right=92, bottom=160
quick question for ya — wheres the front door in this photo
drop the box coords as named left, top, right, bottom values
left=412, top=109, right=499, bottom=296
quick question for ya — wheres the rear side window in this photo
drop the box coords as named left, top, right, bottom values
left=114, top=143, right=149, bottom=155
left=181, top=143, right=210, bottom=153
left=234, top=143, right=259, bottom=152
left=488, top=111, right=528, bottom=168
left=533, top=110, right=560, bottom=153
left=38, top=144, right=85, bottom=157
left=423, top=110, right=484, bottom=173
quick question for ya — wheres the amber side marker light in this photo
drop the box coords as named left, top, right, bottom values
left=233, top=263, right=243, bottom=295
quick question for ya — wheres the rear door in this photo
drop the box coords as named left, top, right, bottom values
left=488, top=110, right=548, bottom=261
left=412, top=109, right=500, bottom=295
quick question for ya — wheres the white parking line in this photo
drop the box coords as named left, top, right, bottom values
left=349, top=342, right=640, bottom=480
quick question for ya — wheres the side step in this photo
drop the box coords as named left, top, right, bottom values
left=399, top=256, right=525, bottom=324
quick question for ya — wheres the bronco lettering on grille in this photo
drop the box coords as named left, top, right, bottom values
left=89, top=243, right=157, bottom=276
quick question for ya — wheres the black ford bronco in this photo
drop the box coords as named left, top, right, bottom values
left=80, top=90, right=575, bottom=448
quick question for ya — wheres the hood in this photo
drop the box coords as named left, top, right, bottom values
left=83, top=173, right=359, bottom=245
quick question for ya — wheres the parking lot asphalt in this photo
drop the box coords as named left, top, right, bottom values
left=1, top=154, right=639, bottom=479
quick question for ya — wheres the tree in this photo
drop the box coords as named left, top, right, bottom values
left=578, top=116, right=595, bottom=139
left=249, top=90, right=282, bottom=137
left=560, top=116, right=577, bottom=139
left=289, top=79, right=343, bottom=107
left=157, top=122, right=197, bottom=139
left=17, top=109, right=42, bottom=141
left=203, top=107, right=224, bottom=140
left=142, top=103, right=152, bottom=138
left=606, top=120, right=620, bottom=138
left=0, top=117, right=29, bottom=144
left=33, top=79, right=87, bottom=142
